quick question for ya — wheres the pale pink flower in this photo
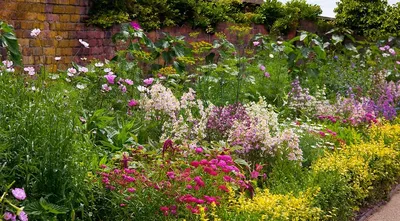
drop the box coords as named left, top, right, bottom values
left=396, top=61, right=400, bottom=65
left=30, top=28, right=41, bottom=37
left=143, top=78, right=154, bottom=86
left=11, top=188, right=26, bottom=200
left=264, top=72, right=270, bottom=78
left=125, top=79, right=133, bottom=85
left=67, top=68, right=77, bottom=77
left=3, top=211, right=15, bottom=220
left=78, top=66, right=88, bottom=73
left=102, top=84, right=112, bottom=92
left=253, top=41, right=260, bottom=46
left=24, top=67, right=35, bottom=76
left=119, top=84, right=127, bottom=93
left=389, top=48, right=396, bottom=55
left=259, top=65, right=266, bottom=71
left=104, top=73, right=117, bottom=84
left=79, top=39, right=89, bottom=48
left=2, top=60, right=13, bottom=68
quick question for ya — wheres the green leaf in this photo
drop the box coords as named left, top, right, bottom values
left=39, top=198, right=68, bottom=215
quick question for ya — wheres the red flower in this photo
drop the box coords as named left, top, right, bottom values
left=218, top=185, right=229, bottom=193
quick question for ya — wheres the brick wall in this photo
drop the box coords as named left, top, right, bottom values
left=0, top=0, right=271, bottom=69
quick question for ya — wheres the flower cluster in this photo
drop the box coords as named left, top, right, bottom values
left=1, top=60, right=15, bottom=73
left=1, top=187, right=28, bottom=221
left=139, top=83, right=180, bottom=118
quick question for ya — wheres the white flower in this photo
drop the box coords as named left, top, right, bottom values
left=31, top=86, right=37, bottom=91
left=30, top=28, right=41, bottom=37
left=6, top=68, right=15, bottom=73
left=79, top=39, right=89, bottom=48
left=104, top=68, right=112, bottom=72
left=269, top=54, right=274, bottom=58
left=80, top=57, right=87, bottom=61
left=137, top=85, right=147, bottom=92
left=78, top=66, right=88, bottom=73
left=49, top=74, right=59, bottom=80
left=55, top=57, right=61, bottom=61
left=277, top=41, right=283, bottom=45
left=105, top=59, right=110, bottom=64
left=382, top=53, right=390, bottom=57
left=95, top=62, right=104, bottom=67
left=24, top=67, right=35, bottom=76
left=2, top=60, right=13, bottom=68
left=76, top=83, right=86, bottom=90
left=65, top=78, right=71, bottom=82
left=102, top=84, right=112, bottom=92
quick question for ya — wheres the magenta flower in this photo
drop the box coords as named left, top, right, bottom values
left=119, top=85, right=127, bottom=93
left=128, top=99, right=138, bottom=107
left=125, top=79, right=134, bottom=85
left=127, top=187, right=136, bottom=193
left=253, top=41, right=260, bottom=46
left=195, top=147, right=203, bottom=153
left=18, top=211, right=28, bottom=221
left=104, top=73, right=117, bottom=84
left=143, top=78, right=154, bottom=86
left=167, top=171, right=175, bottom=179
left=11, top=188, right=26, bottom=200
left=130, top=21, right=141, bottom=31
left=250, top=170, right=259, bottom=179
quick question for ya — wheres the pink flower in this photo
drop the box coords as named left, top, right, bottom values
left=78, top=66, right=88, bottom=73
left=11, top=188, right=26, bottom=200
left=128, top=99, right=138, bottom=107
left=24, top=67, right=35, bottom=76
left=193, top=176, right=205, bottom=187
left=119, top=85, right=127, bottom=93
left=160, top=206, right=169, bottom=216
left=18, top=211, right=28, bottom=221
left=190, top=161, right=200, bottom=167
left=130, top=21, right=141, bottom=31
left=397, top=61, right=400, bottom=65
left=250, top=170, right=259, bottom=179
left=218, top=185, right=229, bottom=193
left=2, top=60, right=13, bottom=68
left=264, top=72, right=270, bottom=78
left=195, top=147, right=203, bottom=153
left=127, top=187, right=136, bottom=193
left=67, top=68, right=77, bottom=77
left=3, top=212, right=16, bottom=221
left=253, top=41, right=260, bottom=46
left=259, top=65, right=266, bottom=71
left=102, top=84, right=112, bottom=92
left=186, top=184, right=193, bottom=189
left=143, top=78, right=154, bottom=86
left=204, top=196, right=217, bottom=204
left=167, top=171, right=175, bottom=179
left=379, top=46, right=386, bottom=51
left=125, top=79, right=134, bottom=85
left=30, top=28, right=41, bottom=37
left=104, top=73, right=117, bottom=84
left=389, top=48, right=396, bottom=55
left=223, top=176, right=233, bottom=182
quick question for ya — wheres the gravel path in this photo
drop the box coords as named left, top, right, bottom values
left=366, top=189, right=400, bottom=221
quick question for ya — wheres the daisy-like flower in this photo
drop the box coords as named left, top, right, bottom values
left=102, top=84, right=112, bottom=92
left=67, top=68, right=77, bottom=77
left=11, top=188, right=26, bottom=200
left=24, top=67, right=35, bottom=76
left=78, top=66, right=88, bottom=73
left=95, top=62, right=104, bottom=67
left=143, top=78, right=154, bottom=86
left=76, top=83, right=86, bottom=90
left=30, top=28, right=41, bottom=37
left=2, top=60, right=13, bottom=68
left=79, top=39, right=89, bottom=48
left=137, top=85, right=147, bottom=92
left=125, top=79, right=133, bottom=85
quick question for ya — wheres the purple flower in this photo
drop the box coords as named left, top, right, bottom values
left=18, top=211, right=28, bottom=221
left=264, top=72, right=270, bottom=78
left=104, top=73, right=117, bottom=84
left=143, top=78, right=154, bottom=86
left=119, top=85, right=127, bottom=93
left=379, top=46, right=386, bottom=51
left=11, top=188, right=26, bottom=200
left=3, top=212, right=16, bottom=221
left=130, top=21, right=141, bottom=31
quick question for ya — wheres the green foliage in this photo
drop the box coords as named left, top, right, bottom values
left=0, top=21, right=22, bottom=65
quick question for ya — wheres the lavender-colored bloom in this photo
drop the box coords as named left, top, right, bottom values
left=143, top=78, right=154, bottom=86
left=125, top=79, right=133, bottom=85
left=264, top=72, right=270, bottom=78
left=104, top=73, right=117, bottom=84
left=3, top=212, right=15, bottom=221
left=11, top=188, right=26, bottom=200
left=253, top=41, right=260, bottom=46
left=18, top=211, right=28, bottom=221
